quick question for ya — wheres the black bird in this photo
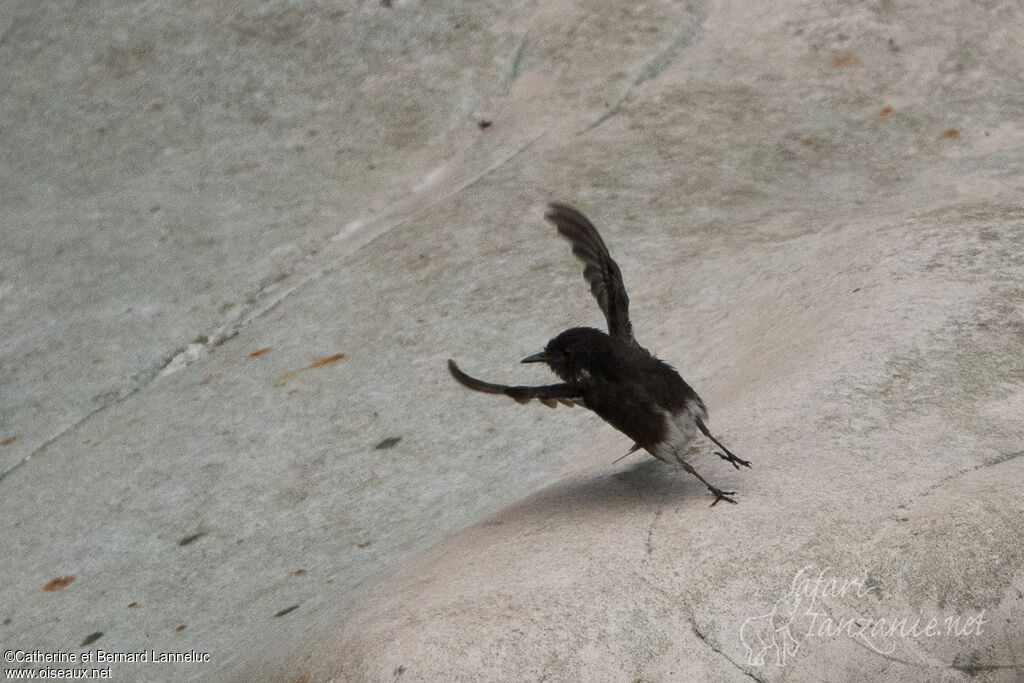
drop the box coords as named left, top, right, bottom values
left=448, top=203, right=750, bottom=506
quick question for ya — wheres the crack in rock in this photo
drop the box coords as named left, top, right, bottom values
left=1, top=131, right=550, bottom=487
left=508, top=39, right=527, bottom=86
left=581, top=24, right=704, bottom=134
left=689, top=618, right=767, bottom=683
left=644, top=469, right=677, bottom=555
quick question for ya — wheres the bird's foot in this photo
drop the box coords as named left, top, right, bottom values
left=715, top=450, right=752, bottom=470
left=708, top=485, right=738, bottom=506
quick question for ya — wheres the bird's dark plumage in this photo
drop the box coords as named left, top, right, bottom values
left=545, top=203, right=635, bottom=345
left=448, top=203, right=749, bottom=505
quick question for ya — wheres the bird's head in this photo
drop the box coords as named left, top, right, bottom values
left=521, top=327, right=612, bottom=383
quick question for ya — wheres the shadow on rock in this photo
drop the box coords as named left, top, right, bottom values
left=482, top=457, right=721, bottom=528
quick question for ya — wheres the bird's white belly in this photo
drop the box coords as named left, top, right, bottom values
left=651, top=408, right=700, bottom=463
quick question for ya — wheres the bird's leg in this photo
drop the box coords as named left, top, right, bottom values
left=679, top=460, right=737, bottom=506
left=715, top=448, right=751, bottom=470
left=696, top=420, right=751, bottom=469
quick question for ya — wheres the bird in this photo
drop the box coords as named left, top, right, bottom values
left=448, top=203, right=750, bottom=506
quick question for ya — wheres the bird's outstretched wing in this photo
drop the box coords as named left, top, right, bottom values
left=448, top=360, right=583, bottom=408
left=544, top=203, right=635, bottom=345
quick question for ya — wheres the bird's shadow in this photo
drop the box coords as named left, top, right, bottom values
left=485, top=457, right=722, bottom=527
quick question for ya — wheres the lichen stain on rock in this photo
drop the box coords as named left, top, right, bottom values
left=43, top=576, right=76, bottom=592
left=279, top=353, right=346, bottom=382
left=104, top=42, right=154, bottom=78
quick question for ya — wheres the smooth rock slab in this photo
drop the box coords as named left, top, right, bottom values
left=260, top=203, right=1024, bottom=680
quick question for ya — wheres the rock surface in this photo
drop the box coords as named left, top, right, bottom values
left=2, top=0, right=1022, bottom=681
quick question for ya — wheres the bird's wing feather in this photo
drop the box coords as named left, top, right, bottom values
left=448, top=360, right=584, bottom=408
left=544, top=203, right=635, bottom=345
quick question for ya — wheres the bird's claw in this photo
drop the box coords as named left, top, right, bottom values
left=708, top=486, right=738, bottom=506
left=715, top=451, right=752, bottom=470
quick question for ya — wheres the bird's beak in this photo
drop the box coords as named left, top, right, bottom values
left=521, top=352, right=548, bottom=364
